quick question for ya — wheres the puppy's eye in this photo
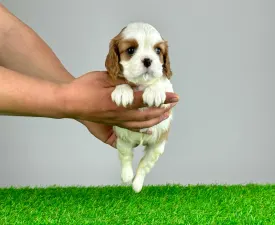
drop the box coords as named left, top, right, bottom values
left=127, top=47, right=136, bottom=55
left=155, top=47, right=161, bottom=55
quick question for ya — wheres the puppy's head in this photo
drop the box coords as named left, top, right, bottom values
left=105, top=22, right=172, bottom=84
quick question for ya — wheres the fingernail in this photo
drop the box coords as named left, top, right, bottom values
left=168, top=95, right=179, bottom=103
left=170, top=97, right=179, bottom=103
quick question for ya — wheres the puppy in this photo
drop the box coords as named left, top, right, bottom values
left=105, top=22, right=174, bottom=193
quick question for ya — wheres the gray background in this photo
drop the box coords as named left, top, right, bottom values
left=0, top=0, right=274, bottom=187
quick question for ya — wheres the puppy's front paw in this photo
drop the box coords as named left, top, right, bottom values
left=143, top=88, right=166, bottom=107
left=111, top=84, right=134, bottom=107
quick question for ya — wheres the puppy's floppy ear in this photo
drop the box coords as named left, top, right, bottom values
left=105, top=37, right=121, bottom=80
left=163, top=41, right=172, bottom=79
left=105, top=28, right=126, bottom=80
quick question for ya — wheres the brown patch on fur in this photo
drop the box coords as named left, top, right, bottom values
left=119, top=39, right=139, bottom=61
left=154, top=41, right=172, bottom=79
left=105, top=27, right=139, bottom=80
left=154, top=42, right=165, bottom=64
left=105, top=28, right=125, bottom=80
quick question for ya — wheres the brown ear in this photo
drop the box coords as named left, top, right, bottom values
left=105, top=37, right=122, bottom=80
left=163, top=41, right=172, bottom=79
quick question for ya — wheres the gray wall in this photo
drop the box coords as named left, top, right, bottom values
left=1, top=0, right=274, bottom=187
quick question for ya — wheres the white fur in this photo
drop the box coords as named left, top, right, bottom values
left=111, top=22, right=174, bottom=192
left=120, top=23, right=164, bottom=84
left=111, top=84, right=134, bottom=107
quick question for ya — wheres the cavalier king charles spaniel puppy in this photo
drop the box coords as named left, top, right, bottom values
left=105, top=22, right=174, bottom=192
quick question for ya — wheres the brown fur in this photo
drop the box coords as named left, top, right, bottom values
left=154, top=42, right=165, bottom=64
left=105, top=26, right=140, bottom=80
left=105, top=28, right=125, bottom=80
left=119, top=39, right=139, bottom=61
left=154, top=41, right=172, bottom=79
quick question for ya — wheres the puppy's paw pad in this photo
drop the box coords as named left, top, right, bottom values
left=143, top=88, right=166, bottom=107
left=111, top=84, right=134, bottom=107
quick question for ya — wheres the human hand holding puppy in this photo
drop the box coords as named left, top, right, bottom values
left=61, top=71, right=178, bottom=129
left=61, top=71, right=179, bottom=147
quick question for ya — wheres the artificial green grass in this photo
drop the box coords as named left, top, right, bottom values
left=1, top=184, right=275, bottom=224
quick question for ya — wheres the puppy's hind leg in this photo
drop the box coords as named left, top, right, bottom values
left=132, top=141, right=166, bottom=193
left=116, top=138, right=134, bottom=184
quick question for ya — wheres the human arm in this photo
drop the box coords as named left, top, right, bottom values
left=0, top=3, right=73, bottom=83
left=0, top=66, right=64, bottom=118
left=0, top=4, right=179, bottom=147
left=0, top=67, right=176, bottom=141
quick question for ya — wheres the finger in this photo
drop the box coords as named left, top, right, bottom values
left=106, top=132, right=117, bottom=148
left=120, top=112, right=171, bottom=130
left=117, top=102, right=176, bottom=122
left=84, top=101, right=176, bottom=126
left=128, top=91, right=180, bottom=109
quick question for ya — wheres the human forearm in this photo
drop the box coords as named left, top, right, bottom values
left=0, top=4, right=74, bottom=83
left=0, top=66, right=65, bottom=118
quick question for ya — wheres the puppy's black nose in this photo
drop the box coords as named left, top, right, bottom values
left=143, top=58, right=152, bottom=68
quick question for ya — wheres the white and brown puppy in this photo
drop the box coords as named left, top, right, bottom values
left=105, top=22, right=174, bottom=193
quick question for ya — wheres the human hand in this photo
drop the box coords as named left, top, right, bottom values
left=78, top=120, right=117, bottom=148
left=60, top=71, right=179, bottom=130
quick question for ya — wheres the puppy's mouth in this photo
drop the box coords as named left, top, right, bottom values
left=141, top=72, right=153, bottom=81
left=128, top=71, right=159, bottom=86
left=140, top=68, right=155, bottom=80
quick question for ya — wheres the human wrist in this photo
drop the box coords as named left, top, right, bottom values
left=56, top=82, right=84, bottom=121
